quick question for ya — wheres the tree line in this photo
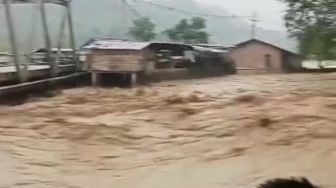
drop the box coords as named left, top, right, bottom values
left=281, top=0, right=336, bottom=60
left=128, top=16, right=209, bottom=44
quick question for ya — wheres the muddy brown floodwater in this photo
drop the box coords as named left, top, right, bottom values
left=1, top=73, right=336, bottom=188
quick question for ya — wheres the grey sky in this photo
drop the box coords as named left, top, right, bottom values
left=194, top=0, right=287, bottom=31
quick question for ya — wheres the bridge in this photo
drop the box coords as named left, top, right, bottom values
left=0, top=64, right=76, bottom=83
left=0, top=0, right=80, bottom=95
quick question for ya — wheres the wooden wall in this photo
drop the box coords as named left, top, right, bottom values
left=87, top=50, right=146, bottom=72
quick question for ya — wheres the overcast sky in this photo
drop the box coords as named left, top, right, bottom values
left=194, top=0, right=287, bottom=31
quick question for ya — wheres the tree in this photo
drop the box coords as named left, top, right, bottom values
left=191, top=17, right=206, bottom=30
left=281, top=0, right=336, bottom=59
left=309, top=36, right=325, bottom=61
left=128, top=17, right=157, bottom=41
left=165, top=17, right=209, bottom=44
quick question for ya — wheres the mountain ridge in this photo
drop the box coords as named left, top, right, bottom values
left=0, top=0, right=297, bottom=52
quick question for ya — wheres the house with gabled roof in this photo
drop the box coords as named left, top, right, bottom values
left=229, top=39, right=303, bottom=74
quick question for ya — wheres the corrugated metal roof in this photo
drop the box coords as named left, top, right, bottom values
left=192, top=46, right=227, bottom=53
left=0, top=0, right=69, bottom=5
left=83, top=40, right=151, bottom=51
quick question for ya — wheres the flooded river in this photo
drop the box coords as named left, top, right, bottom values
left=1, top=73, right=336, bottom=188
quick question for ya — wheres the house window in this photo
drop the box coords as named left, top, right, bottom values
left=264, top=54, right=272, bottom=69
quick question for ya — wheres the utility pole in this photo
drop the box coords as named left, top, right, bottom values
left=4, top=0, right=25, bottom=83
left=121, top=0, right=129, bottom=38
left=250, top=12, right=258, bottom=39
left=65, top=1, right=79, bottom=71
left=39, top=0, right=56, bottom=77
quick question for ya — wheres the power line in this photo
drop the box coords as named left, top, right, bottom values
left=130, top=0, right=284, bottom=27
left=132, top=0, right=251, bottom=20
left=120, top=0, right=167, bottom=39
left=122, top=0, right=143, bottom=18
left=121, top=0, right=286, bottom=41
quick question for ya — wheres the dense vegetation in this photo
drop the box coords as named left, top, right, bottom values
left=281, top=0, right=336, bottom=59
left=165, top=17, right=209, bottom=44
left=128, top=17, right=157, bottom=41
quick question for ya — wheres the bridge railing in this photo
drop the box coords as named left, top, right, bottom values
left=1, top=0, right=77, bottom=83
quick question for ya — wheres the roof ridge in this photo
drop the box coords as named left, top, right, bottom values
left=234, top=38, right=299, bottom=55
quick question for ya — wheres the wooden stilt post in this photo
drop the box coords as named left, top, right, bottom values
left=39, top=0, right=56, bottom=77
left=91, top=72, right=100, bottom=86
left=130, top=72, right=137, bottom=87
left=4, top=0, right=25, bottom=83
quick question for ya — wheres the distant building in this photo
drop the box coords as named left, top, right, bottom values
left=82, top=39, right=194, bottom=86
left=229, top=39, right=303, bottom=74
left=81, top=39, right=236, bottom=86
left=302, top=60, right=336, bottom=71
